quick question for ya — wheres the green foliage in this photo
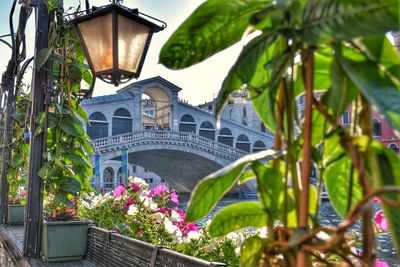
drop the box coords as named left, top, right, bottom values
left=7, top=90, right=30, bottom=205
left=209, top=202, right=267, bottom=237
left=186, top=150, right=282, bottom=222
left=161, top=0, right=400, bottom=265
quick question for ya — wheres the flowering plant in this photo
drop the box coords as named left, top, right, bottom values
left=79, top=177, right=239, bottom=266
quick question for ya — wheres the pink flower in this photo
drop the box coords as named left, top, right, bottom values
left=374, top=197, right=382, bottom=203
left=185, top=223, right=199, bottom=232
left=123, top=198, right=136, bottom=209
left=148, top=185, right=168, bottom=197
left=374, top=210, right=388, bottom=231
left=136, top=228, right=143, bottom=236
left=114, top=185, right=126, bottom=197
left=170, top=191, right=179, bottom=205
left=375, top=259, right=389, bottom=267
left=178, top=209, right=186, bottom=221
left=157, top=208, right=169, bottom=214
left=131, top=183, right=141, bottom=191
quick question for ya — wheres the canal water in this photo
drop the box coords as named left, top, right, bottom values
left=180, top=195, right=399, bottom=266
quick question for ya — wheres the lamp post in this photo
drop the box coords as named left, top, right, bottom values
left=73, top=0, right=166, bottom=86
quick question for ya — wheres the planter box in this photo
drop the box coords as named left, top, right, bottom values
left=86, top=226, right=226, bottom=266
left=7, top=204, right=25, bottom=224
left=41, top=220, right=91, bottom=262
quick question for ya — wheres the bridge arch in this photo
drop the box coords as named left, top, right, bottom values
left=142, top=86, right=172, bottom=130
left=103, top=167, right=115, bottom=190
left=87, top=111, right=109, bottom=139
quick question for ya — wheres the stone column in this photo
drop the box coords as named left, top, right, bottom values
left=133, top=90, right=142, bottom=131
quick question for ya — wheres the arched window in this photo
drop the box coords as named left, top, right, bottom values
left=218, top=128, right=233, bottom=147
left=112, top=108, right=132, bottom=135
left=87, top=112, right=108, bottom=139
left=253, top=140, right=266, bottom=153
left=389, top=143, right=399, bottom=153
left=179, top=114, right=196, bottom=133
left=372, top=118, right=381, bottom=136
left=103, top=167, right=114, bottom=189
left=236, top=134, right=250, bottom=152
left=199, top=121, right=215, bottom=140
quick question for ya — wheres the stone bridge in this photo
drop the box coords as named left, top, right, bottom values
left=92, top=130, right=255, bottom=193
left=83, top=76, right=274, bottom=193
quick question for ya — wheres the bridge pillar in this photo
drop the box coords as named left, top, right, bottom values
left=133, top=90, right=142, bottom=131
left=171, top=92, right=179, bottom=131
left=94, top=152, right=101, bottom=191
left=121, top=146, right=128, bottom=185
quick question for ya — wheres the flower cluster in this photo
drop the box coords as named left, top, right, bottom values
left=78, top=177, right=239, bottom=266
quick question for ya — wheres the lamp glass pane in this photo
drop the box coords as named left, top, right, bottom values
left=118, top=15, right=151, bottom=73
left=78, top=13, right=113, bottom=73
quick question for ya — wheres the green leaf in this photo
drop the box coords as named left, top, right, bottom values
left=186, top=149, right=281, bottom=222
left=324, top=155, right=362, bottom=218
left=321, top=57, right=357, bottom=120
left=71, top=99, right=89, bottom=123
left=60, top=177, right=81, bottom=195
left=240, top=236, right=268, bottom=267
left=209, top=201, right=267, bottom=237
left=35, top=48, right=52, bottom=69
left=252, top=161, right=284, bottom=220
left=159, top=0, right=271, bottom=69
left=59, top=116, right=85, bottom=137
left=238, top=169, right=256, bottom=184
left=215, top=31, right=279, bottom=116
left=300, top=0, right=399, bottom=44
left=250, top=88, right=277, bottom=133
left=337, top=54, right=400, bottom=134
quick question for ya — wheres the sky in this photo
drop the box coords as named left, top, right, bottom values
left=0, top=0, right=243, bottom=105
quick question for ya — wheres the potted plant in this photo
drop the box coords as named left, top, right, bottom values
left=35, top=6, right=95, bottom=261
left=7, top=91, right=30, bottom=224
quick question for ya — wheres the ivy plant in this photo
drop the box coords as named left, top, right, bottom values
left=160, top=0, right=400, bottom=265
left=36, top=1, right=94, bottom=221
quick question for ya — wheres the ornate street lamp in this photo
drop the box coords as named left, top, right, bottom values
left=73, top=0, right=166, bottom=86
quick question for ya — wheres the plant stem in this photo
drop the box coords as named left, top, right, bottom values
left=358, top=95, right=376, bottom=265
left=297, top=48, right=314, bottom=267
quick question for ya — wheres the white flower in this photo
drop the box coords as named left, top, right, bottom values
left=163, top=218, right=176, bottom=234
left=316, top=231, right=330, bottom=241
left=256, top=227, right=268, bottom=238
left=226, top=232, right=245, bottom=247
left=170, top=210, right=181, bottom=222
left=149, top=199, right=158, bottom=211
left=130, top=176, right=148, bottom=188
left=186, top=231, right=201, bottom=241
left=127, top=205, right=138, bottom=216
left=153, top=212, right=165, bottom=223
left=139, top=195, right=150, bottom=207
left=235, top=247, right=240, bottom=256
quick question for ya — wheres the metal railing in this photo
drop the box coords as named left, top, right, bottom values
left=92, top=130, right=248, bottom=159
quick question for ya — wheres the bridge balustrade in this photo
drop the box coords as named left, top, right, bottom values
left=92, top=130, right=248, bottom=159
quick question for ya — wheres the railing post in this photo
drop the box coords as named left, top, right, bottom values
left=24, top=1, right=50, bottom=258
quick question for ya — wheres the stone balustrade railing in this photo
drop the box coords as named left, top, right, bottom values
left=92, top=130, right=248, bottom=159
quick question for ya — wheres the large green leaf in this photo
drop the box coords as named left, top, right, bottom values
left=209, top=201, right=267, bottom=237
left=252, top=161, right=284, bottom=220
left=159, top=0, right=271, bottom=69
left=240, top=236, right=268, bottom=267
left=337, top=55, right=400, bottom=134
left=324, top=155, right=362, bottom=218
left=321, top=57, right=357, bottom=120
left=59, top=116, right=85, bottom=137
left=250, top=88, right=277, bottom=133
left=215, top=31, right=280, bottom=117
left=186, top=149, right=282, bottom=222
left=300, top=0, right=399, bottom=44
